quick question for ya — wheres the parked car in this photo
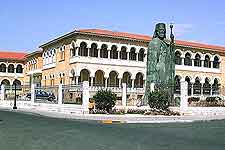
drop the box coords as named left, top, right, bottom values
left=26, top=90, right=56, bottom=101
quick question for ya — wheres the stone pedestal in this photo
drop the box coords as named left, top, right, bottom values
left=82, top=81, right=89, bottom=114
left=31, top=84, right=35, bottom=104
left=180, top=81, right=188, bottom=114
left=58, top=84, right=63, bottom=105
left=150, top=83, right=155, bottom=92
left=122, top=83, right=127, bottom=107
left=1, top=85, right=5, bottom=101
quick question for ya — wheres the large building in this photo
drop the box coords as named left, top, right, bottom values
left=1, top=28, right=225, bottom=100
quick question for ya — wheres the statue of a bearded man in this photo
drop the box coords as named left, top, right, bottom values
left=145, top=23, right=175, bottom=95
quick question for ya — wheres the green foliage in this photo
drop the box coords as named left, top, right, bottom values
left=188, top=97, right=200, bottom=104
left=147, top=90, right=170, bottom=110
left=206, top=96, right=222, bottom=102
left=93, top=89, right=116, bottom=113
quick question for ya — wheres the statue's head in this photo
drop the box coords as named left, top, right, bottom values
left=153, top=23, right=166, bottom=40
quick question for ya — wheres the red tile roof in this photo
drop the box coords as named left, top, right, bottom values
left=0, top=51, right=27, bottom=60
left=78, top=29, right=225, bottom=52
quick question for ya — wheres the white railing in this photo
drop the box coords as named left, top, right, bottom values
left=70, top=56, right=146, bottom=68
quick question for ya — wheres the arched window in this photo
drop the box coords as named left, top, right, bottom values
left=204, top=55, right=211, bottom=68
left=89, top=43, right=98, bottom=57
left=138, top=48, right=145, bottom=61
left=1, top=79, right=10, bottom=86
left=129, top=47, right=137, bottom=61
left=175, top=51, right=182, bottom=65
left=203, top=78, right=211, bottom=95
left=120, top=46, right=127, bottom=60
left=13, top=79, right=22, bottom=90
left=174, top=75, right=181, bottom=94
left=194, top=54, right=201, bottom=67
left=213, top=56, right=220, bottom=68
left=212, top=78, right=220, bottom=95
left=79, top=42, right=88, bottom=56
left=100, top=44, right=108, bottom=58
left=184, top=52, right=192, bottom=66
left=193, top=77, right=201, bottom=95
left=122, top=72, right=132, bottom=88
left=93, top=70, right=105, bottom=86
left=108, top=71, right=119, bottom=87
left=8, top=64, right=14, bottom=73
left=134, top=72, right=144, bottom=88
left=185, top=76, right=192, bottom=96
left=16, top=64, right=23, bottom=73
left=79, top=69, right=91, bottom=84
left=0, top=63, right=6, bottom=72
left=110, top=45, right=118, bottom=59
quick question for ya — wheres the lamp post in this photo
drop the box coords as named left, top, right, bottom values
left=13, top=75, right=18, bottom=109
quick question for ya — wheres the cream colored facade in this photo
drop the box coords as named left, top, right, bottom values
left=1, top=29, right=225, bottom=98
left=0, top=60, right=24, bottom=86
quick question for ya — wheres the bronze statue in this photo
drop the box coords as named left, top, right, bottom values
left=144, top=23, right=175, bottom=102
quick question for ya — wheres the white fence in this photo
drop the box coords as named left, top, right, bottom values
left=1, top=81, right=225, bottom=115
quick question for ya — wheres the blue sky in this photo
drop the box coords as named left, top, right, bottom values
left=0, top=0, right=225, bottom=52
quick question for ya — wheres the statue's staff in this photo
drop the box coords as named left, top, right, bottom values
left=169, top=24, right=175, bottom=104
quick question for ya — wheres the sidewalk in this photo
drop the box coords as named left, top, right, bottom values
left=1, top=106, right=225, bottom=123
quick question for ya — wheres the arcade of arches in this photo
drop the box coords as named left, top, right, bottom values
left=75, top=69, right=144, bottom=88
left=0, top=64, right=23, bottom=73
left=174, top=75, right=220, bottom=96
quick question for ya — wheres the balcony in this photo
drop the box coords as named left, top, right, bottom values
left=0, top=72, right=24, bottom=77
left=43, top=63, right=56, bottom=70
left=175, top=65, right=221, bottom=74
left=70, top=56, right=145, bottom=68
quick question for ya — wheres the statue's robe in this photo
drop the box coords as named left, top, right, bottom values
left=145, top=37, right=173, bottom=89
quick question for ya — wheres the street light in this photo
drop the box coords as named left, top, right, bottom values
left=13, top=74, right=18, bottom=109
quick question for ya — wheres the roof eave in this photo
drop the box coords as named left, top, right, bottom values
left=39, top=30, right=78, bottom=48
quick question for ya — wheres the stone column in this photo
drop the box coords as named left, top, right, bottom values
left=181, top=57, right=185, bottom=65
left=31, top=84, right=35, bottom=104
left=75, top=47, right=79, bottom=56
left=87, top=48, right=90, bottom=57
left=76, top=76, right=79, bottom=85
left=1, top=84, right=5, bottom=100
left=210, top=61, right=213, bottom=68
left=127, top=52, right=129, bottom=60
left=131, top=79, right=135, bottom=89
left=200, top=80, right=204, bottom=96
left=180, top=81, right=188, bottom=113
left=201, top=59, right=204, bottom=67
left=58, top=84, right=63, bottom=105
left=98, top=49, right=101, bottom=58
left=118, top=78, right=122, bottom=88
left=105, top=78, right=108, bottom=88
left=82, top=81, right=89, bottom=114
left=90, top=77, right=94, bottom=87
left=108, top=50, right=110, bottom=59
left=122, top=83, right=127, bottom=107
left=191, top=83, right=194, bottom=96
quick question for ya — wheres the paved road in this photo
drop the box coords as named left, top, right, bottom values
left=0, top=110, right=225, bottom=150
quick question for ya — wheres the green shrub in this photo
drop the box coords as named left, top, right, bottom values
left=111, top=108, right=125, bottom=115
left=188, top=97, right=200, bottom=104
left=206, top=96, right=222, bottom=102
left=147, top=90, right=169, bottom=110
left=93, top=89, right=116, bottom=113
left=126, top=109, right=146, bottom=114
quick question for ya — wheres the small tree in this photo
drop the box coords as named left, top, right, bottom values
left=93, top=89, right=116, bottom=113
left=147, top=89, right=170, bottom=110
